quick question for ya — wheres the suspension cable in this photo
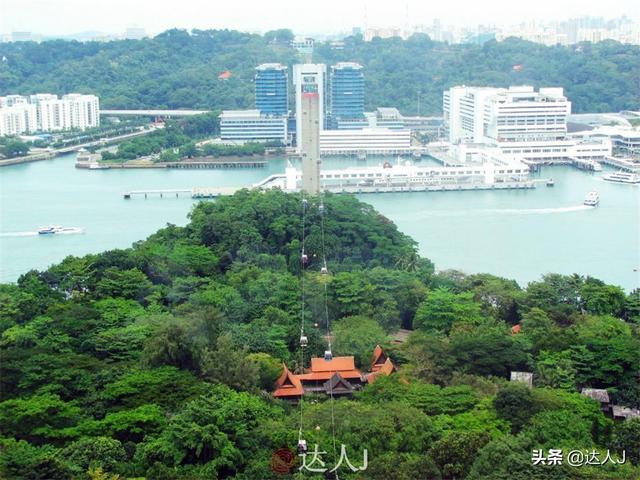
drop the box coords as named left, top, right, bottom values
left=298, top=193, right=307, bottom=443
left=319, top=196, right=338, bottom=473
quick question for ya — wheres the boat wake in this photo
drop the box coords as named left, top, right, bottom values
left=484, top=205, right=595, bottom=215
left=0, top=228, right=85, bottom=237
left=395, top=204, right=594, bottom=220
left=0, top=231, right=39, bottom=237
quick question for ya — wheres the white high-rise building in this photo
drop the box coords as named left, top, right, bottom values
left=0, top=104, right=37, bottom=136
left=0, top=93, right=100, bottom=136
left=293, top=64, right=326, bottom=151
left=443, top=85, right=611, bottom=161
left=63, top=94, right=100, bottom=130
left=444, top=85, right=571, bottom=145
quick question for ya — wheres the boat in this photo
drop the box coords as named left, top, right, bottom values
left=546, top=178, right=555, bottom=187
left=583, top=191, right=600, bottom=207
left=88, top=163, right=110, bottom=170
left=38, top=226, right=84, bottom=235
left=602, top=171, right=640, bottom=184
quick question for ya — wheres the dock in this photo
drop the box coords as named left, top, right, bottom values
left=600, top=156, right=640, bottom=173
left=123, top=187, right=239, bottom=199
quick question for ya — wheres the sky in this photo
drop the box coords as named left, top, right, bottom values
left=1, top=0, right=638, bottom=36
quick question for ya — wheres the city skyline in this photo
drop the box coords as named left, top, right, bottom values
left=1, top=0, right=638, bottom=38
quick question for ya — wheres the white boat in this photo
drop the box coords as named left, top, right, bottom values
left=88, top=163, right=110, bottom=170
left=583, top=191, right=600, bottom=207
left=602, top=171, right=640, bottom=184
left=38, top=225, right=84, bottom=235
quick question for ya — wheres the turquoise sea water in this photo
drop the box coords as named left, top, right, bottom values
left=1, top=153, right=638, bottom=290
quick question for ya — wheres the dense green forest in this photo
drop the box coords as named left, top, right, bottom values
left=1, top=190, right=639, bottom=479
left=1, top=29, right=639, bottom=114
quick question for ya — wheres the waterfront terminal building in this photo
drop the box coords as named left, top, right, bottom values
left=443, top=85, right=611, bottom=162
left=219, top=110, right=287, bottom=143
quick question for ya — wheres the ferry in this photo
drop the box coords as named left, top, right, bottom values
left=602, top=171, right=640, bottom=184
left=38, top=226, right=84, bottom=235
left=583, top=191, right=600, bottom=207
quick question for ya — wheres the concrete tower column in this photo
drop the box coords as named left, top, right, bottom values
left=300, top=91, right=321, bottom=194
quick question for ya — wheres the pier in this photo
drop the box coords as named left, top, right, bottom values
left=123, top=187, right=239, bottom=199
left=568, top=157, right=603, bottom=171
left=600, top=156, right=640, bottom=173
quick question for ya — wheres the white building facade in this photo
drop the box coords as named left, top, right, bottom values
left=443, top=85, right=610, bottom=161
left=219, top=110, right=287, bottom=143
left=0, top=93, right=100, bottom=136
left=319, top=128, right=411, bottom=155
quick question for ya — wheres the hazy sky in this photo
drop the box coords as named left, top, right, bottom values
left=1, top=0, right=638, bottom=35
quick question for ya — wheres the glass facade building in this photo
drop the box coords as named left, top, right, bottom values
left=255, top=63, right=288, bottom=116
left=329, top=62, right=365, bottom=129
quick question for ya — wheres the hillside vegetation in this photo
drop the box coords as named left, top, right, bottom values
left=1, top=30, right=639, bottom=114
left=1, top=190, right=639, bottom=479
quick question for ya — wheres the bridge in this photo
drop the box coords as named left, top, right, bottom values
left=101, top=109, right=210, bottom=117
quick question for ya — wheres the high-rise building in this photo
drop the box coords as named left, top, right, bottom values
left=0, top=93, right=99, bottom=136
left=329, top=62, right=365, bottom=129
left=255, top=63, right=288, bottom=116
left=441, top=85, right=608, bottom=162
left=293, top=63, right=326, bottom=150
left=299, top=84, right=321, bottom=194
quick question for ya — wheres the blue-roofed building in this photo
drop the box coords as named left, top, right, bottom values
left=329, top=62, right=365, bottom=129
left=255, top=63, right=289, bottom=116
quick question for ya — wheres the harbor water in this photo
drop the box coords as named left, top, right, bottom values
left=0, top=153, right=638, bottom=290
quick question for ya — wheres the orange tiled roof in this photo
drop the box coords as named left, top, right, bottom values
left=298, top=369, right=363, bottom=382
left=273, top=364, right=304, bottom=398
left=371, top=345, right=388, bottom=372
left=310, top=356, right=356, bottom=372
left=366, top=358, right=396, bottom=383
left=511, top=324, right=521, bottom=335
left=218, top=70, right=232, bottom=80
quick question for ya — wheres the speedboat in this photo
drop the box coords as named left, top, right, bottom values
left=38, top=225, right=60, bottom=234
left=546, top=178, right=555, bottom=187
left=583, top=191, right=599, bottom=207
left=602, top=171, right=640, bottom=184
left=38, top=226, right=84, bottom=235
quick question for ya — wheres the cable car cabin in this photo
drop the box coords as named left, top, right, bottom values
left=297, top=439, right=308, bottom=454
left=320, top=265, right=329, bottom=275
left=324, top=350, right=332, bottom=361
left=300, top=335, right=308, bottom=347
left=318, top=204, right=325, bottom=214
left=301, top=253, right=308, bottom=264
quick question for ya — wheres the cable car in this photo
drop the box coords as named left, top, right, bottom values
left=297, top=439, right=308, bottom=454
left=301, top=253, right=308, bottom=264
left=321, top=261, right=329, bottom=275
left=300, top=335, right=308, bottom=347
left=319, top=204, right=325, bottom=214
left=302, top=198, right=308, bottom=209
left=324, top=350, right=333, bottom=361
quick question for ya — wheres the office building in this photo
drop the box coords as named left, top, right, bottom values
left=329, top=62, right=365, bottom=129
left=219, top=110, right=287, bottom=143
left=291, top=37, right=314, bottom=59
left=444, top=86, right=571, bottom=144
left=443, top=85, right=613, bottom=161
left=299, top=86, right=321, bottom=194
left=255, top=64, right=288, bottom=116
left=319, top=128, right=411, bottom=155
left=293, top=64, right=327, bottom=150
